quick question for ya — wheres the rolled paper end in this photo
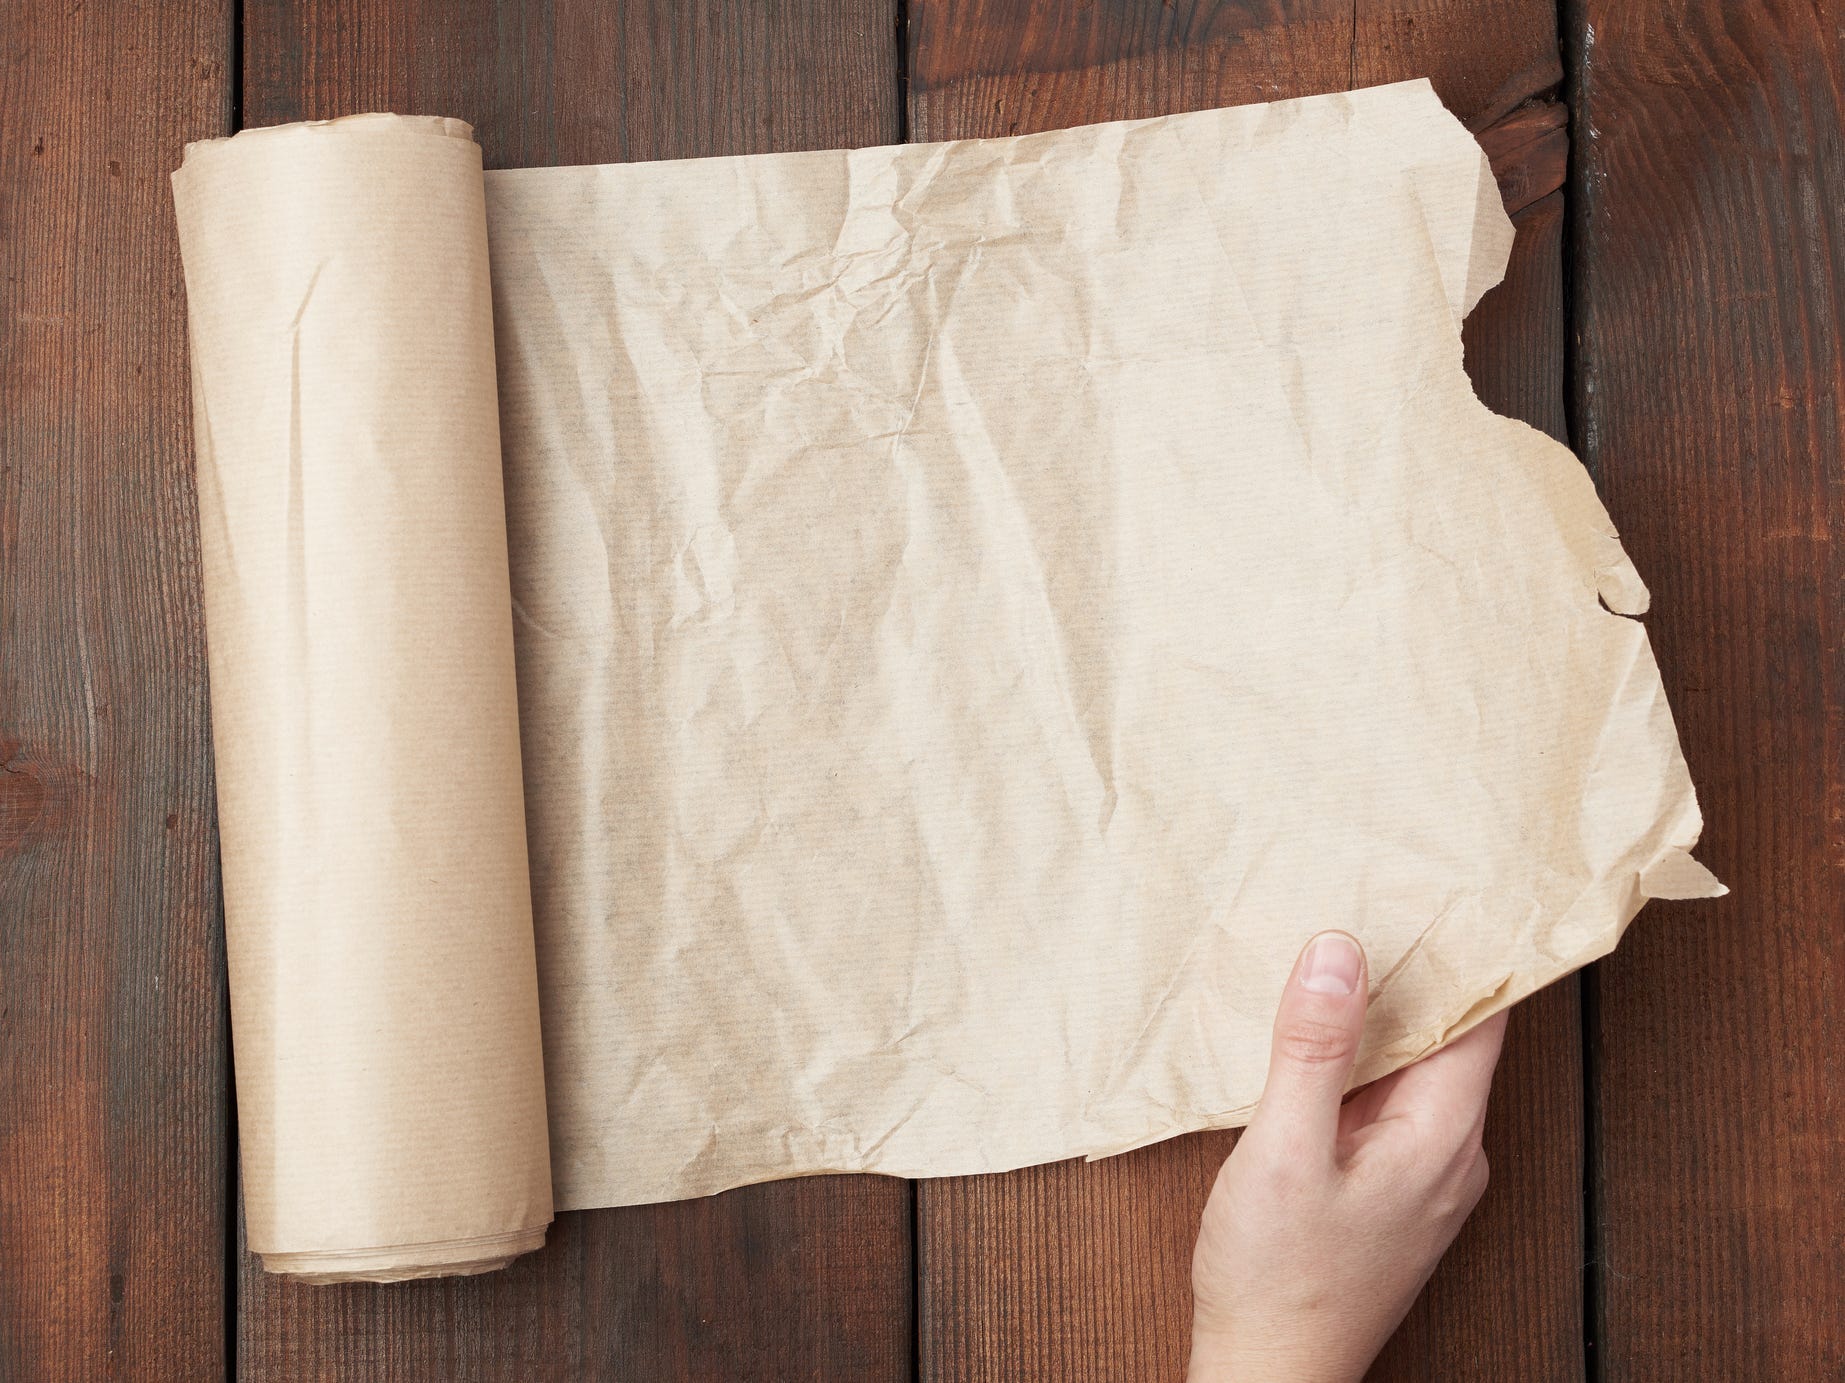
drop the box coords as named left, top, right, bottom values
left=176, top=111, right=554, bottom=1282
left=260, top=1224, right=550, bottom=1284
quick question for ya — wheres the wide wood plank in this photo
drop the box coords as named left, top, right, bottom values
left=235, top=3, right=913, bottom=1379
left=0, top=2, right=232, bottom=1380
left=908, top=5, right=1585, bottom=1378
left=1572, top=5, right=1845, bottom=1376
left=237, top=1176, right=912, bottom=1379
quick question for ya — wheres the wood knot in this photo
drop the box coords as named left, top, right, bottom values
left=0, top=739, right=50, bottom=858
left=1475, top=99, right=1569, bottom=218
left=1464, top=55, right=1569, bottom=218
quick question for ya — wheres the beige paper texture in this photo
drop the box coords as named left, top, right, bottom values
left=173, top=80, right=1721, bottom=1279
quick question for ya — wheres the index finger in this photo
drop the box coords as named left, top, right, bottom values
left=1383, top=1008, right=1509, bottom=1134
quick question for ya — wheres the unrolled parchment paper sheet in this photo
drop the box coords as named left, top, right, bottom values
left=172, top=79, right=1721, bottom=1281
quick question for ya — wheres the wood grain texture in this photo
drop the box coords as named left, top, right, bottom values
left=909, top=0, right=1559, bottom=139
left=919, top=1136, right=1233, bottom=1381
left=238, top=1175, right=913, bottom=1381
left=909, top=5, right=1586, bottom=1378
left=245, top=0, right=900, bottom=168
left=233, top=2, right=911, bottom=1378
left=0, top=1, right=232, bottom=1380
left=1572, top=3, right=1845, bottom=1376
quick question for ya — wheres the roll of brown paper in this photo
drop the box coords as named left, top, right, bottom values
left=174, top=116, right=552, bottom=1282
left=174, top=89, right=1722, bottom=1283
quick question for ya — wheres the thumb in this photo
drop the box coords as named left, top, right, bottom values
left=1247, top=930, right=1369, bottom=1159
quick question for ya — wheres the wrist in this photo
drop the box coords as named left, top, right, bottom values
left=1187, top=1328, right=1364, bottom=1383
left=1185, top=1331, right=1240, bottom=1382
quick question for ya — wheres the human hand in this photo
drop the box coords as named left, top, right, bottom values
left=1188, top=930, right=1508, bottom=1382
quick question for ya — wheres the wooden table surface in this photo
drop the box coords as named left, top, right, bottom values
left=2, top=2, right=1839, bottom=1378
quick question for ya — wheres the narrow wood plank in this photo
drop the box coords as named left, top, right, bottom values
left=233, top=3, right=912, bottom=1379
left=1368, top=188, right=1582, bottom=1383
left=909, top=6, right=1585, bottom=1378
left=0, top=3, right=232, bottom=1380
left=1573, top=5, right=1845, bottom=1376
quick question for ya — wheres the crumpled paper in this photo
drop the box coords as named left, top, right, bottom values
left=172, top=79, right=1720, bottom=1279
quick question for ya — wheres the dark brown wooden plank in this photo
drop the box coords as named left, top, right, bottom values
left=233, top=3, right=912, bottom=1379
left=0, top=2, right=232, bottom=1380
left=246, top=0, right=900, bottom=170
left=238, top=1175, right=911, bottom=1379
left=909, top=6, right=1586, bottom=1379
left=1573, top=5, right=1845, bottom=1376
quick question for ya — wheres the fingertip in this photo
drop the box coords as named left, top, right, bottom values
left=1294, top=930, right=1366, bottom=997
